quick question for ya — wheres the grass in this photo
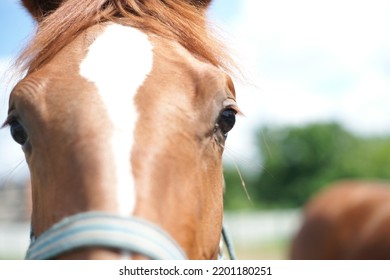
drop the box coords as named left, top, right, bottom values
left=233, top=239, right=290, bottom=260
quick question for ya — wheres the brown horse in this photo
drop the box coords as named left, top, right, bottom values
left=290, top=180, right=390, bottom=259
left=3, top=0, right=239, bottom=259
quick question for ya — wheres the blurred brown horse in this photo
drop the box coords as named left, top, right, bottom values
left=290, top=180, right=390, bottom=259
left=4, top=0, right=238, bottom=259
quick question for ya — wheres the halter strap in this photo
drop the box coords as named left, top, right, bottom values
left=221, top=225, right=236, bottom=260
left=25, top=212, right=187, bottom=260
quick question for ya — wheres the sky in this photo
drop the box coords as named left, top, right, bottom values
left=209, top=0, right=390, bottom=163
left=1, top=0, right=390, bottom=184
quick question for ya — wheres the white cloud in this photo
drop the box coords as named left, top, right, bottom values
left=216, top=0, right=390, bottom=163
left=338, top=70, right=390, bottom=135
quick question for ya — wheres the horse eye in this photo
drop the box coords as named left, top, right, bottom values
left=9, top=120, right=28, bottom=145
left=216, top=108, right=236, bottom=136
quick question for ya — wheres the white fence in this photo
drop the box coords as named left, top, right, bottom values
left=224, top=209, right=302, bottom=245
left=0, top=223, right=30, bottom=259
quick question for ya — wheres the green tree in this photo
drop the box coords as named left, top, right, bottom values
left=253, top=123, right=357, bottom=207
left=223, top=123, right=390, bottom=210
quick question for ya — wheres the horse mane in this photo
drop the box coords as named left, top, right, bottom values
left=17, top=0, right=233, bottom=74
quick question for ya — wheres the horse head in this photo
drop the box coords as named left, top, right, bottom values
left=5, top=0, right=238, bottom=259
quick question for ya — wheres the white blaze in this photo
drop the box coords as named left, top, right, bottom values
left=79, top=24, right=154, bottom=215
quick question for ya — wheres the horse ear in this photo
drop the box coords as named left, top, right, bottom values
left=188, top=0, right=212, bottom=9
left=21, top=0, right=62, bottom=21
left=22, top=0, right=212, bottom=21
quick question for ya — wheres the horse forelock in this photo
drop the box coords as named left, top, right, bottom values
left=16, top=0, right=233, bottom=75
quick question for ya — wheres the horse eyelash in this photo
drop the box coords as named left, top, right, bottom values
left=225, top=104, right=243, bottom=116
left=1, top=115, right=17, bottom=128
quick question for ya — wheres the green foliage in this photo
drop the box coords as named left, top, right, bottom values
left=223, top=123, right=390, bottom=210
left=223, top=167, right=247, bottom=209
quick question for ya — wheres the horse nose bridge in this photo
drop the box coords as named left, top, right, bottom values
left=36, top=132, right=128, bottom=189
